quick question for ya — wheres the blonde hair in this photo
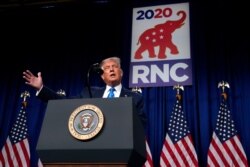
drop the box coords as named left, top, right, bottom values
left=100, top=57, right=121, bottom=69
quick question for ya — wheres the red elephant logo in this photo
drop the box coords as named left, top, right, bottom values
left=134, top=10, right=186, bottom=60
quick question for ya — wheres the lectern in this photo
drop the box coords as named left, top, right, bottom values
left=37, top=97, right=146, bottom=167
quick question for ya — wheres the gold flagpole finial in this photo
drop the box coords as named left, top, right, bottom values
left=20, top=91, right=30, bottom=108
left=173, top=84, right=184, bottom=100
left=131, top=86, right=142, bottom=94
left=218, top=80, right=230, bottom=92
left=56, top=89, right=66, bottom=97
left=218, top=81, right=230, bottom=100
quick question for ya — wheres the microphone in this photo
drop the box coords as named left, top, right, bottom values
left=87, top=63, right=103, bottom=98
left=91, top=63, right=103, bottom=75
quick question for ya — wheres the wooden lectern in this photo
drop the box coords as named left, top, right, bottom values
left=37, top=97, right=146, bottom=167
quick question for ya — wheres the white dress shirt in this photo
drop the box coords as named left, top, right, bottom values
left=103, top=84, right=122, bottom=98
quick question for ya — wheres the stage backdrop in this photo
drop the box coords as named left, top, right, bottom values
left=0, top=0, right=249, bottom=166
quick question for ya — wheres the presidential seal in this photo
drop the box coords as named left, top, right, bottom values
left=68, top=104, right=104, bottom=140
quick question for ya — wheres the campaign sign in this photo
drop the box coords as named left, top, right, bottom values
left=129, top=2, right=192, bottom=87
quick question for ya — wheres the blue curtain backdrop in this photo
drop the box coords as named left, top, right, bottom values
left=0, top=0, right=249, bottom=166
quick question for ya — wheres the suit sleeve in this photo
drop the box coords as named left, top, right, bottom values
left=132, top=92, right=147, bottom=129
left=37, top=86, right=65, bottom=102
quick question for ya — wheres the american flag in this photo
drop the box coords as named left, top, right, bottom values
left=160, top=96, right=198, bottom=167
left=207, top=95, right=248, bottom=167
left=143, top=139, right=154, bottom=167
left=0, top=100, right=43, bottom=167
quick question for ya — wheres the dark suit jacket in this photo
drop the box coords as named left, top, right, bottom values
left=38, top=86, right=147, bottom=128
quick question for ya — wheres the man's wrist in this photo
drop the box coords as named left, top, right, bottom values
left=36, top=85, right=44, bottom=96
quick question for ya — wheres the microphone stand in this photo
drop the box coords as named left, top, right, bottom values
left=87, top=66, right=93, bottom=98
left=87, top=63, right=103, bottom=98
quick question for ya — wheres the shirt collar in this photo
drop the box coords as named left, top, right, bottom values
left=105, top=84, right=122, bottom=97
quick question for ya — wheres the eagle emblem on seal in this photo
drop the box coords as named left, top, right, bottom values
left=68, top=104, right=104, bottom=140
left=79, top=113, right=94, bottom=131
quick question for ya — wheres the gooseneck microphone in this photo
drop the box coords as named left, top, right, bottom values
left=87, top=63, right=103, bottom=98
left=91, top=63, right=104, bottom=75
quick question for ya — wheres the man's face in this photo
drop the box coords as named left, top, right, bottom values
left=101, top=60, right=123, bottom=86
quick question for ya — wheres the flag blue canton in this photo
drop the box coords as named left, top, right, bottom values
left=168, top=100, right=190, bottom=143
left=9, top=107, right=28, bottom=144
left=214, top=99, right=237, bottom=142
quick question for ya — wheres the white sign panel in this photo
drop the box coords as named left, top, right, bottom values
left=129, top=2, right=192, bottom=87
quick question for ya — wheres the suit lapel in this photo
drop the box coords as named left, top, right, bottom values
left=120, top=88, right=129, bottom=97
left=92, top=87, right=105, bottom=98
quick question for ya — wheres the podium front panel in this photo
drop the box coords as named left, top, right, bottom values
left=37, top=97, right=145, bottom=165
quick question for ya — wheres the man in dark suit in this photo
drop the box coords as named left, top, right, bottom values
left=23, top=57, right=147, bottom=127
